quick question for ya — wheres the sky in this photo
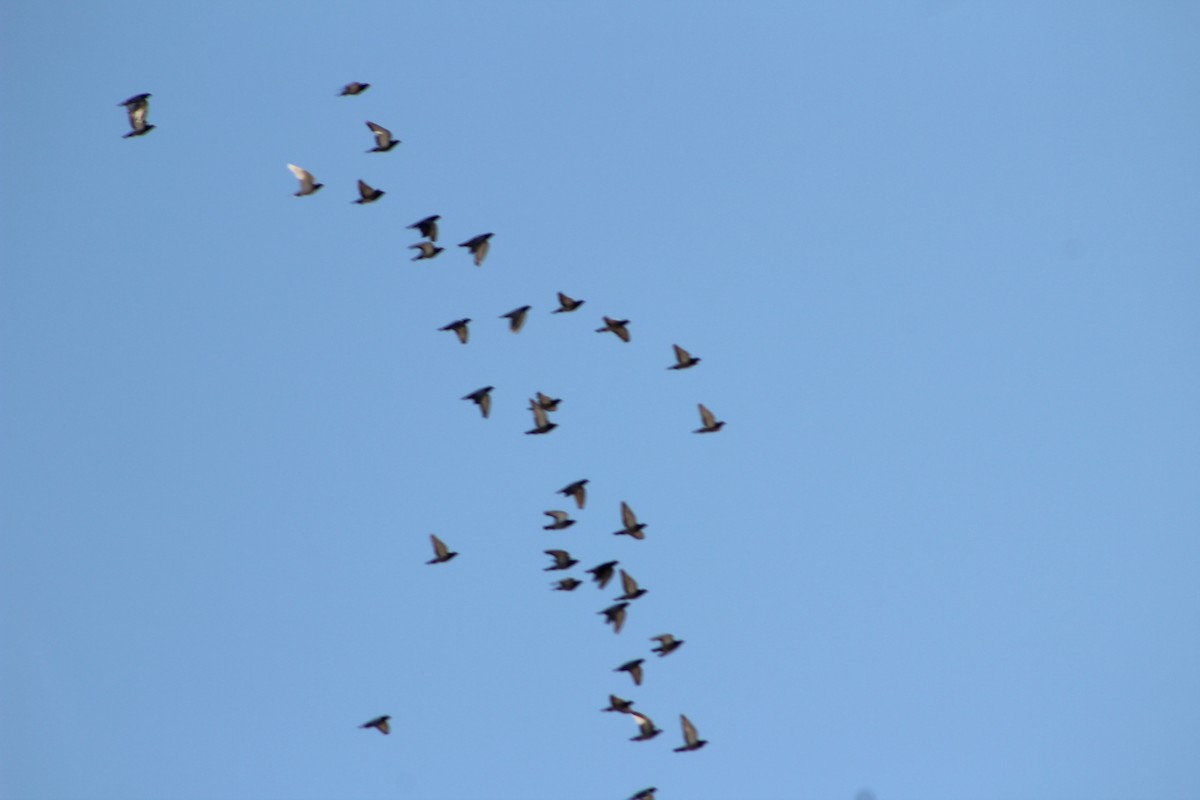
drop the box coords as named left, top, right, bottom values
left=2, top=2, right=1199, bottom=799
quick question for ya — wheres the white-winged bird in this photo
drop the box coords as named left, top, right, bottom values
left=602, top=695, right=635, bottom=713
left=459, top=233, right=493, bottom=266
left=614, top=570, right=647, bottom=601
left=365, top=121, right=400, bottom=152
left=359, top=715, right=391, bottom=734
left=501, top=305, right=531, bottom=333
left=596, top=317, right=631, bottom=342
left=462, top=386, right=493, bottom=418
left=534, top=392, right=561, bottom=412
left=693, top=403, right=725, bottom=433
left=674, top=715, right=708, bottom=752
left=552, top=292, right=585, bottom=313
left=629, top=712, right=662, bottom=741
left=543, top=549, right=578, bottom=571
left=587, top=560, right=619, bottom=589
left=439, top=318, right=471, bottom=344
left=558, top=479, right=589, bottom=509
left=525, top=401, right=557, bottom=435
left=543, top=510, right=575, bottom=530
left=552, top=577, right=582, bottom=591
left=669, top=344, right=701, bottom=370
left=410, top=241, right=444, bottom=261
left=599, top=602, right=629, bottom=634
left=353, top=179, right=384, bottom=204
left=408, top=215, right=441, bottom=241
left=616, top=658, right=645, bottom=686
left=651, top=634, right=684, bottom=657
left=339, top=82, right=370, bottom=96
left=119, top=93, right=154, bottom=138
left=287, top=164, right=323, bottom=196
left=613, top=502, right=646, bottom=540
left=426, top=534, right=458, bottom=564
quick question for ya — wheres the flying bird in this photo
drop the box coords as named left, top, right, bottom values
left=353, top=179, right=385, bottom=204
left=287, top=164, right=323, bottom=197
left=533, top=392, right=561, bottom=412
left=599, top=602, right=629, bottom=634
left=669, top=344, right=701, bottom=370
left=459, top=233, right=494, bottom=266
left=613, top=502, right=646, bottom=540
left=359, top=715, right=390, bottom=735
left=501, top=305, right=531, bottom=333
left=629, top=789, right=657, bottom=800
left=614, top=570, right=647, bottom=601
left=552, top=577, right=582, bottom=591
left=365, top=121, right=400, bottom=152
left=439, top=318, right=471, bottom=344
left=693, top=403, right=725, bottom=433
left=650, top=634, right=684, bottom=657
left=615, top=658, right=645, bottom=686
left=426, top=534, right=458, bottom=564
left=558, top=479, right=589, bottom=509
left=410, top=241, right=444, bottom=261
left=339, top=82, right=370, bottom=95
left=674, top=715, right=708, bottom=752
left=552, top=292, right=585, bottom=313
left=587, top=560, right=619, bottom=589
left=118, top=93, right=154, bottom=138
left=543, top=549, right=578, bottom=571
left=543, top=510, right=575, bottom=530
left=596, top=317, right=631, bottom=342
left=629, top=712, right=662, bottom=741
left=408, top=215, right=441, bottom=241
left=462, top=386, right=493, bottom=418
left=525, top=401, right=557, bottom=435
left=602, top=695, right=635, bottom=713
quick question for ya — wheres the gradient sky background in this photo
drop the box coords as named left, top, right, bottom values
left=2, top=3, right=1198, bottom=799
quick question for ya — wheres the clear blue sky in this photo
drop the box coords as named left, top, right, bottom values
left=2, top=3, right=1198, bottom=799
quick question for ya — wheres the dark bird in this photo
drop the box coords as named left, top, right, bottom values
left=359, top=715, right=390, bottom=735
left=674, top=715, right=708, bottom=752
left=462, top=386, right=493, bottom=418
left=543, top=549, right=578, bottom=571
left=287, top=164, right=323, bottom=196
left=614, top=570, right=647, bottom=601
left=426, top=534, right=458, bottom=564
left=339, top=82, right=371, bottom=96
left=501, top=305, right=531, bottom=333
left=525, top=401, right=557, bottom=435
left=439, top=318, right=471, bottom=344
left=408, top=215, right=441, bottom=241
left=693, top=403, right=725, bottom=433
left=602, top=695, right=635, bottom=713
left=543, top=510, right=575, bottom=530
left=629, top=711, right=662, bottom=741
left=410, top=241, right=444, bottom=261
left=558, top=479, right=589, bottom=509
left=587, top=560, right=619, bottom=589
left=669, top=344, right=701, bottom=370
left=599, top=602, right=629, bottom=634
left=613, top=502, right=647, bottom=540
left=459, top=233, right=494, bottom=266
left=119, top=93, right=154, bottom=138
left=629, top=789, right=657, bottom=800
left=552, top=577, right=582, bottom=591
left=650, top=633, right=684, bottom=657
left=596, top=317, right=631, bottom=342
left=615, top=658, right=645, bottom=686
left=533, top=392, right=561, bottom=412
left=353, top=179, right=385, bottom=204
left=365, top=121, right=400, bottom=152
left=552, top=292, right=585, bottom=313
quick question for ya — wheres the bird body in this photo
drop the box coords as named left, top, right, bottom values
left=359, top=715, right=391, bottom=734
left=353, top=179, right=385, bottom=204
left=119, top=93, right=154, bottom=138
left=339, top=82, right=370, bottom=95
left=439, top=318, right=471, bottom=344
left=552, top=577, right=582, bottom=591
left=410, top=241, right=444, bottom=261
left=602, top=695, right=635, bottom=713
left=543, top=510, right=575, bottom=530
left=669, top=344, right=701, bottom=370
left=427, top=534, right=458, bottom=564
left=501, top=305, right=531, bottom=333
left=614, top=502, right=647, bottom=540
left=587, top=560, right=619, bottom=589
left=674, top=714, right=708, bottom=751
left=552, top=292, right=585, bottom=313
left=596, top=317, right=631, bottom=342
left=651, top=634, right=684, bottom=657
left=365, top=121, right=400, bottom=152
left=694, top=403, right=725, bottom=433
left=408, top=215, right=441, bottom=241
left=462, top=386, right=493, bottom=418
left=459, top=233, right=493, bottom=266
left=287, top=164, right=323, bottom=196
left=558, top=479, right=589, bottom=509
left=543, top=549, right=578, bottom=571
left=616, top=658, right=645, bottom=686
left=599, top=602, right=629, bottom=634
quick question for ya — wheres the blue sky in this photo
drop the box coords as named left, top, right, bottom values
left=2, top=2, right=1198, bottom=799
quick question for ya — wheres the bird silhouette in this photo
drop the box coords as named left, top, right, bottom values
left=118, top=93, right=154, bottom=138
left=501, top=305, right=531, bottom=333
left=693, top=403, right=725, bottom=433
left=543, top=510, right=575, bottom=530
left=286, top=164, right=323, bottom=197
left=614, top=570, right=647, bottom=601
left=533, top=392, right=561, bottom=412
left=459, top=233, right=493, bottom=266
left=525, top=401, right=557, bottom=435
left=674, top=715, right=708, bottom=751
left=650, top=634, right=684, bottom=657
left=461, top=386, right=493, bottom=418
left=628, top=789, right=657, bottom=800
left=439, top=318, right=471, bottom=344
left=599, top=602, right=629, bottom=634
left=596, top=317, right=632, bottom=342
left=543, top=549, right=578, bottom=571
left=615, top=658, right=645, bottom=686
left=552, top=292, right=585, bottom=313
left=613, top=502, right=647, bottom=540
left=602, top=695, right=635, bottom=713
left=339, top=82, right=370, bottom=96
left=359, top=715, right=390, bottom=734
left=552, top=577, right=582, bottom=591
left=669, top=344, right=701, bottom=370
left=426, top=534, right=458, bottom=564
left=365, top=121, right=400, bottom=152
left=629, top=711, right=662, bottom=741
left=410, top=241, right=444, bottom=261
left=558, top=479, right=589, bottom=509
left=408, top=215, right=441, bottom=241
left=587, top=560, right=619, bottom=589
left=353, top=179, right=384, bottom=204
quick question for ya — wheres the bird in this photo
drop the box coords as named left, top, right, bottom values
left=674, top=715, right=708, bottom=752
left=461, top=386, right=493, bottom=418
left=614, top=570, right=647, bottom=601
left=542, top=510, right=575, bottom=530
left=365, top=121, right=400, bottom=152
left=552, top=578, right=582, bottom=591
left=339, top=82, right=370, bottom=96
left=543, top=550, right=578, bottom=571
left=408, top=215, right=441, bottom=241
left=501, top=305, right=531, bottom=333
left=410, top=241, right=444, bottom=261
left=552, top=292, right=585, bottom=313
left=669, top=344, right=701, bottom=370
left=558, top=479, right=589, bottom=509
left=602, top=695, right=635, bottom=713
left=286, top=164, right=323, bottom=197
left=359, top=715, right=390, bottom=734
left=118, top=93, right=154, bottom=138
left=628, top=789, right=657, bottom=800
left=596, top=317, right=631, bottom=342
left=533, top=392, right=561, bottom=412
left=650, top=634, right=684, bottom=657
left=693, top=403, right=725, bottom=433
left=426, top=534, right=458, bottom=564
left=459, top=233, right=494, bottom=266
left=599, top=602, right=629, bottom=634
left=439, top=319, right=471, bottom=344
left=353, top=179, right=384, bottom=204
left=525, top=401, right=557, bottom=435
left=613, top=502, right=647, bottom=540
left=615, top=658, right=645, bottom=686
left=587, top=560, right=619, bottom=589
left=629, top=711, right=662, bottom=741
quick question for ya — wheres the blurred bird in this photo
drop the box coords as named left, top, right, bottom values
left=674, top=715, right=708, bottom=751
left=501, top=305, right=531, bottom=333
left=602, top=695, right=635, bottom=713
left=693, top=403, right=725, bottom=433
left=439, top=318, right=471, bottom=344
left=629, top=789, right=657, bottom=800
left=543, top=550, right=578, bottom=571
left=287, top=164, right=323, bottom=196
left=462, top=386, right=493, bottom=418
left=596, top=317, right=631, bottom=342
left=650, top=634, right=684, bottom=657
left=552, top=577, right=582, bottom=591
left=118, top=93, right=154, bottom=138
left=339, top=82, right=370, bottom=95
left=353, top=179, right=384, bottom=204
left=552, top=292, right=585, bottom=313
left=614, top=570, right=647, bottom=601
left=365, top=121, right=400, bottom=152
left=587, top=560, right=619, bottom=589
left=558, top=479, right=589, bottom=509
left=359, top=715, right=390, bottom=734
left=459, top=233, right=493, bottom=266
left=533, top=392, right=561, bottom=412
left=669, top=344, right=701, bottom=370
left=408, top=215, right=441, bottom=241
left=629, top=712, right=662, bottom=741
left=599, top=602, right=629, bottom=634
left=613, top=502, right=647, bottom=540
left=543, top=510, right=575, bottom=530
left=426, top=534, right=458, bottom=564
left=525, top=401, right=557, bottom=435
left=410, top=241, right=444, bottom=261
left=616, top=658, right=645, bottom=686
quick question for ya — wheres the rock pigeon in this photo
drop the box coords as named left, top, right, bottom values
left=439, top=318, right=471, bottom=344
left=359, top=715, right=390, bottom=734
left=533, top=392, right=562, bottom=412
left=462, top=386, right=493, bottom=418
left=501, top=305, right=531, bottom=333
left=353, top=179, right=384, bottom=204
left=587, top=560, right=619, bottom=589
left=339, top=82, right=370, bottom=96
left=408, top=215, right=441, bottom=241
left=613, top=502, right=646, bottom=540
left=543, top=510, right=575, bottom=530
left=674, top=715, right=708, bottom=752
left=459, top=233, right=493, bottom=266
left=552, top=577, right=582, bottom=591
left=410, top=241, right=444, bottom=261
left=525, top=401, right=557, bottom=435
left=365, top=121, right=400, bottom=152
left=693, top=403, right=725, bottom=433
left=119, top=93, right=154, bottom=138
left=628, top=789, right=657, bottom=800
left=426, top=534, right=458, bottom=564
left=596, top=317, right=631, bottom=342
left=602, top=695, right=635, bottom=713
left=614, top=570, right=647, bottom=601
left=615, top=658, right=645, bottom=686
left=599, top=602, right=629, bottom=634
left=543, top=550, right=578, bottom=571
left=552, top=292, right=585, bottom=313
left=629, top=711, right=662, bottom=741
left=558, top=479, right=589, bottom=509
left=669, top=344, right=701, bottom=370
left=650, top=634, right=684, bottom=657
left=287, top=164, right=323, bottom=197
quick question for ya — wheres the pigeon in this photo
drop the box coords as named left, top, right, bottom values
left=410, top=241, right=444, bottom=261
left=359, top=715, right=390, bottom=734
left=543, top=510, right=575, bottom=530
left=674, top=715, right=708, bottom=752
left=596, top=317, right=631, bottom=342
left=408, top=215, right=441, bottom=241
left=339, top=82, right=370, bottom=96
left=669, top=344, right=701, bottom=370
left=552, top=577, right=582, bottom=591
left=599, top=602, right=629, bottom=634
left=543, top=549, right=578, bottom=571
left=525, top=401, right=557, bottom=435
left=552, top=292, right=585, bottom=313
left=615, top=658, right=645, bottom=686
left=459, top=233, right=493, bottom=266
left=439, top=319, right=471, bottom=344
left=462, top=386, right=493, bottom=418
left=693, top=403, right=725, bottom=433
left=501, top=305, right=531, bottom=333
left=602, top=695, right=635, bottom=713
left=558, top=479, right=589, bottom=509
left=613, top=502, right=647, bottom=540
left=365, top=121, right=400, bottom=152
left=614, top=570, right=647, bottom=601
left=287, top=164, right=323, bottom=197
left=587, top=560, right=619, bottom=589
left=628, top=789, right=657, bottom=800
left=426, top=534, right=458, bottom=564
left=119, top=93, right=154, bottom=138
left=353, top=179, right=385, bottom=204
left=629, top=712, right=662, bottom=741
left=533, top=392, right=561, bottom=412
left=650, top=634, right=684, bottom=657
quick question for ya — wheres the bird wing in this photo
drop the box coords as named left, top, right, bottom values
left=545, top=511, right=569, bottom=523
left=430, top=534, right=447, bottom=558
left=632, top=712, right=655, bottom=735
left=366, top=120, right=392, bottom=147
left=652, top=634, right=675, bottom=646
left=357, top=179, right=373, bottom=199
left=698, top=404, right=715, bottom=427
left=680, top=715, right=698, bottom=745
left=531, top=403, right=549, bottom=428
left=128, top=103, right=148, bottom=131
left=376, top=719, right=391, bottom=735
left=614, top=322, right=630, bottom=342
left=545, top=549, right=570, bottom=565
left=630, top=662, right=644, bottom=684
left=287, top=164, right=314, bottom=192
left=620, top=570, right=639, bottom=596
left=479, top=392, right=491, bottom=418
left=621, top=502, right=637, bottom=529
left=673, top=344, right=690, bottom=364
left=473, top=238, right=490, bottom=265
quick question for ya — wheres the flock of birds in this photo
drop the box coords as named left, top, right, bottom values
left=120, top=81, right=723, bottom=800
